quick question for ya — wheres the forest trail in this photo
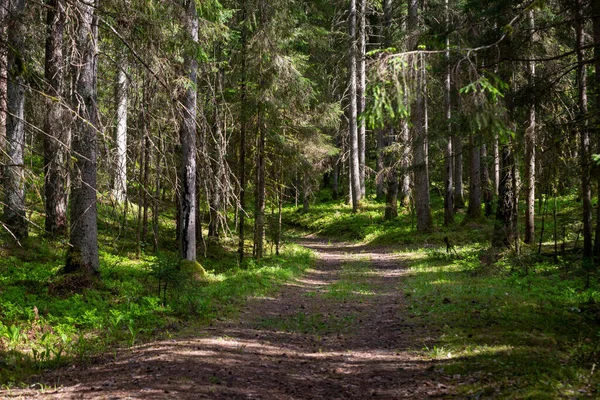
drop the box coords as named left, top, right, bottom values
left=5, top=238, right=455, bottom=399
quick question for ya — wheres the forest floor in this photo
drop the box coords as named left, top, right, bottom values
left=1, top=236, right=460, bottom=399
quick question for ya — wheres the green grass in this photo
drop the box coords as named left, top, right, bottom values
left=257, top=312, right=356, bottom=335
left=324, top=260, right=375, bottom=301
left=0, top=202, right=314, bottom=386
left=283, top=196, right=493, bottom=247
left=400, top=244, right=600, bottom=398
left=286, top=192, right=600, bottom=398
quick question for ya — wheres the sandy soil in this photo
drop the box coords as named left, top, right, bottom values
left=2, top=237, right=457, bottom=399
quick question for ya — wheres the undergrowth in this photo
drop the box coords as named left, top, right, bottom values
left=0, top=204, right=313, bottom=386
left=287, top=193, right=600, bottom=398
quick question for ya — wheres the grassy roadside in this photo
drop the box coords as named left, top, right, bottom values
left=0, top=205, right=314, bottom=387
left=402, top=246, right=600, bottom=398
left=285, top=196, right=600, bottom=398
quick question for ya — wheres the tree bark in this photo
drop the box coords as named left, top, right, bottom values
left=376, top=129, right=384, bottom=200
left=466, top=133, right=481, bottom=220
left=481, top=144, right=493, bottom=216
left=44, top=0, right=69, bottom=237
left=399, top=119, right=411, bottom=208
left=493, top=145, right=516, bottom=248
left=253, top=0, right=267, bottom=260
left=382, top=0, right=399, bottom=218
left=0, top=0, right=7, bottom=162
left=238, top=1, right=248, bottom=262
left=524, top=9, right=536, bottom=244
left=113, top=56, right=128, bottom=204
left=453, top=135, right=465, bottom=208
left=443, top=0, right=453, bottom=226
left=384, top=126, right=398, bottom=220
left=408, top=0, right=430, bottom=231
left=575, top=0, right=592, bottom=262
left=303, top=173, right=310, bottom=212
left=357, top=0, right=366, bottom=198
left=592, top=0, right=600, bottom=261
left=254, top=100, right=266, bottom=259
left=178, top=0, right=198, bottom=262
left=492, top=133, right=499, bottom=195
left=412, top=55, right=431, bottom=231
left=4, top=0, right=28, bottom=240
left=66, top=0, right=99, bottom=274
left=348, top=0, right=361, bottom=212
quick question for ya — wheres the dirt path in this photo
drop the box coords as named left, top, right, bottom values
left=3, top=238, right=454, bottom=399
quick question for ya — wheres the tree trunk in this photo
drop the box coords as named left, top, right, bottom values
left=348, top=0, right=361, bottom=212
left=153, top=131, right=162, bottom=253
left=524, top=9, right=536, bottom=244
left=357, top=0, right=366, bottom=198
left=481, top=144, right=493, bottom=216
left=254, top=104, right=266, bottom=259
left=412, top=55, right=431, bottom=231
left=43, top=0, right=69, bottom=237
left=466, top=133, right=481, bottom=220
left=66, top=0, right=99, bottom=274
left=303, top=173, right=310, bottom=212
left=113, top=56, right=128, bottom=204
left=492, top=133, right=499, bottom=195
left=333, top=135, right=340, bottom=200
left=493, top=145, right=516, bottom=248
left=408, top=0, right=430, bottom=231
left=376, top=129, right=384, bottom=200
left=253, top=0, right=267, bottom=260
left=384, top=126, right=398, bottom=220
left=443, top=0, right=453, bottom=226
left=4, top=0, right=28, bottom=240
left=575, top=0, right=592, bottom=262
left=238, top=1, right=248, bottom=262
left=0, top=0, right=7, bottom=167
left=453, top=135, right=465, bottom=208
left=178, top=0, right=198, bottom=262
left=141, top=130, right=150, bottom=242
left=399, top=119, right=411, bottom=208
left=592, top=0, right=600, bottom=261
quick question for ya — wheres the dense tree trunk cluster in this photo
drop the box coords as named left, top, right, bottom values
left=2, top=0, right=600, bottom=277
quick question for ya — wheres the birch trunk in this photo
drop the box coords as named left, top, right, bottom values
left=357, top=0, right=366, bottom=198
left=178, top=0, right=198, bottom=262
left=348, top=0, right=361, bottom=212
left=113, top=57, right=128, bottom=204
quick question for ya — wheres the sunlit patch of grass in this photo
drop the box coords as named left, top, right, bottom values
left=0, top=220, right=314, bottom=387
left=323, top=260, right=375, bottom=301
left=399, top=246, right=600, bottom=398
left=257, top=312, right=355, bottom=335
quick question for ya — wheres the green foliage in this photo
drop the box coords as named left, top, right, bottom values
left=402, top=241, right=600, bottom=397
left=0, top=212, right=313, bottom=386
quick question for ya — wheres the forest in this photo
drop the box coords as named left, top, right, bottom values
left=1, top=0, right=600, bottom=397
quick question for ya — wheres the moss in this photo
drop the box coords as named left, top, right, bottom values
left=179, top=259, right=208, bottom=281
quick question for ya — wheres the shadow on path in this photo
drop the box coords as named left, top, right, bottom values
left=3, top=238, right=455, bottom=399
